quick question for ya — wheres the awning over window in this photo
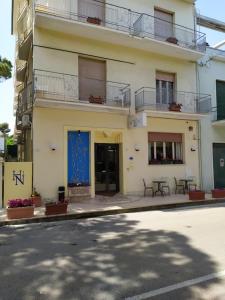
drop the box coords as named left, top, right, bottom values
left=148, top=132, right=182, bottom=142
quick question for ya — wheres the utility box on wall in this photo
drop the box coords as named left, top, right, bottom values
left=4, top=162, right=32, bottom=207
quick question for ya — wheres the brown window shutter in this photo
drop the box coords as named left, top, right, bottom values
left=148, top=132, right=182, bottom=143
left=154, top=8, right=173, bottom=39
left=79, top=57, right=106, bottom=102
left=156, top=71, right=175, bottom=82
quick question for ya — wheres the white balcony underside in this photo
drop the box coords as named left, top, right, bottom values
left=34, top=97, right=130, bottom=115
left=35, top=13, right=203, bottom=61
left=139, top=109, right=208, bottom=120
left=212, top=120, right=225, bottom=127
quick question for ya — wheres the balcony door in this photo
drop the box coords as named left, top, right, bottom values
left=154, top=8, right=174, bottom=40
left=78, top=0, right=105, bottom=24
left=156, top=72, right=175, bottom=106
left=216, top=81, right=225, bottom=121
left=79, top=57, right=106, bottom=103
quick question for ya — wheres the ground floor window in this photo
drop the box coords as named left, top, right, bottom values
left=148, top=132, right=183, bottom=164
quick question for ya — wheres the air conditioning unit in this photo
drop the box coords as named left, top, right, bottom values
left=22, top=114, right=31, bottom=127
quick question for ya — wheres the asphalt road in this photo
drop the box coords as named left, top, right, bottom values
left=1, top=204, right=225, bottom=300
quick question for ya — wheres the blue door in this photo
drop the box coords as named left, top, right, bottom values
left=68, top=131, right=90, bottom=185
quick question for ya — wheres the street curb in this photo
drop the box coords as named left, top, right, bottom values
left=1, top=198, right=225, bottom=227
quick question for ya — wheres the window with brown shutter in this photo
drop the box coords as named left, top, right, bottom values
left=78, top=0, right=105, bottom=24
left=78, top=57, right=106, bottom=103
left=154, top=8, right=174, bottom=40
left=148, top=132, right=183, bottom=165
left=156, top=71, right=175, bottom=105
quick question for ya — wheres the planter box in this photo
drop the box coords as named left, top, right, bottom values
left=87, top=17, right=101, bottom=25
left=45, top=203, right=68, bottom=216
left=68, top=186, right=91, bottom=197
left=7, top=206, right=34, bottom=220
left=166, top=37, right=178, bottom=44
left=89, top=96, right=104, bottom=104
left=212, top=189, right=225, bottom=198
left=189, top=190, right=205, bottom=201
left=31, top=196, right=42, bottom=207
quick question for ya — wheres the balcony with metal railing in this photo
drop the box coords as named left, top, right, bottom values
left=17, top=83, right=33, bottom=116
left=135, top=87, right=211, bottom=116
left=34, top=0, right=206, bottom=60
left=211, top=106, right=225, bottom=126
left=17, top=5, right=33, bottom=60
left=33, top=70, right=131, bottom=112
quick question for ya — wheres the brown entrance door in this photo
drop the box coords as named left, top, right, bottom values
left=95, top=144, right=119, bottom=195
left=78, top=57, right=106, bottom=103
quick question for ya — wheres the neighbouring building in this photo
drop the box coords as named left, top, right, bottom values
left=198, top=46, right=225, bottom=191
left=12, top=0, right=212, bottom=199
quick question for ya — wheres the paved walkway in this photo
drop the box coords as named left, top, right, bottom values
left=0, top=193, right=223, bottom=225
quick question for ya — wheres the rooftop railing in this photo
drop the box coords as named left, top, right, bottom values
left=135, top=87, right=211, bottom=114
left=34, top=69, right=131, bottom=108
left=35, top=0, right=206, bottom=52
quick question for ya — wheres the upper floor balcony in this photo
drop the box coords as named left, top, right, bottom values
left=135, top=87, right=211, bottom=119
left=17, top=83, right=33, bottom=116
left=33, top=69, right=131, bottom=113
left=17, top=4, right=33, bottom=61
left=212, top=106, right=225, bottom=126
left=34, top=0, right=206, bottom=61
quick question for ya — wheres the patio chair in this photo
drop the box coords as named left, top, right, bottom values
left=187, top=176, right=197, bottom=191
left=160, top=177, right=171, bottom=196
left=143, top=179, right=154, bottom=197
left=174, top=177, right=185, bottom=194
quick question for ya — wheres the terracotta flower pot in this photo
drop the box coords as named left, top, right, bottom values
left=166, top=37, right=178, bottom=44
left=189, top=190, right=205, bottom=201
left=7, top=206, right=34, bottom=220
left=45, top=202, right=68, bottom=216
left=31, top=196, right=42, bottom=207
left=89, top=95, right=104, bottom=104
left=211, top=189, right=225, bottom=199
left=87, top=17, right=101, bottom=25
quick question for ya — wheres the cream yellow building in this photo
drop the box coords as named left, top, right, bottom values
left=12, top=0, right=211, bottom=199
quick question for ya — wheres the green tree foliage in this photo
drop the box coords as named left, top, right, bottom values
left=0, top=56, right=13, bottom=82
left=0, top=123, right=9, bottom=132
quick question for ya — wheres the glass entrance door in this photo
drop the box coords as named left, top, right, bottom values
left=95, top=144, right=119, bottom=194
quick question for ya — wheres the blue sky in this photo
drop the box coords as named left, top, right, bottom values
left=0, top=1, right=225, bottom=131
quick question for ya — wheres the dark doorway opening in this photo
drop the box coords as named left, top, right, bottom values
left=213, top=143, right=225, bottom=188
left=95, top=143, right=119, bottom=195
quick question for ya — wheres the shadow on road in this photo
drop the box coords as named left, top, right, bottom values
left=0, top=214, right=221, bottom=300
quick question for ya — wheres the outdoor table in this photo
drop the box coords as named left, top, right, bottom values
left=152, top=180, right=166, bottom=196
left=180, top=179, right=193, bottom=191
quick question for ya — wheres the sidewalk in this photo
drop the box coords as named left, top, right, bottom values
left=1, top=193, right=225, bottom=226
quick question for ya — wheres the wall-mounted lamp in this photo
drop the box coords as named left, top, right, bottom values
left=134, top=144, right=141, bottom=152
left=191, top=146, right=197, bottom=152
left=50, top=144, right=57, bottom=151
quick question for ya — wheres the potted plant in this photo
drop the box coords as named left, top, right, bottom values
left=189, top=190, right=205, bottom=201
left=211, top=189, right=225, bottom=198
left=30, top=188, right=42, bottom=207
left=166, top=37, right=178, bottom=45
left=89, top=95, right=104, bottom=104
left=7, top=199, right=34, bottom=220
left=68, top=182, right=91, bottom=198
left=87, top=17, right=101, bottom=25
left=169, top=102, right=182, bottom=112
left=45, top=199, right=68, bottom=216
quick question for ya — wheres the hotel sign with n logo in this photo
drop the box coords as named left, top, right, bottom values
left=4, top=162, right=32, bottom=207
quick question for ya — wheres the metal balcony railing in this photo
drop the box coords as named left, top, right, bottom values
left=211, top=106, right=225, bottom=122
left=34, top=70, right=131, bottom=108
left=17, top=83, right=33, bottom=115
left=17, top=5, right=33, bottom=46
left=135, top=87, right=211, bottom=114
left=35, top=0, right=206, bottom=53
